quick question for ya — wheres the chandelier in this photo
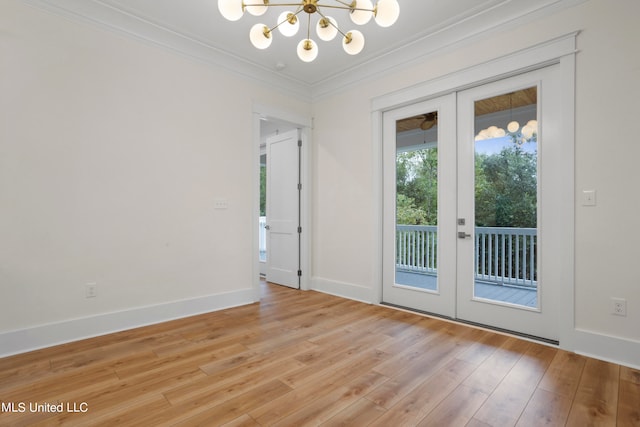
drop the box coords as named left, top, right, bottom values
left=217, top=0, right=400, bottom=62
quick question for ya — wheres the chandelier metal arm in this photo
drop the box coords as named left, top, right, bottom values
left=242, top=2, right=300, bottom=7
left=241, top=1, right=375, bottom=13
left=266, top=6, right=304, bottom=33
left=315, top=7, right=349, bottom=39
left=319, top=4, right=375, bottom=13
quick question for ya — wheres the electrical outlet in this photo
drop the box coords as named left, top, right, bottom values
left=611, top=297, right=626, bottom=316
left=214, top=198, right=229, bottom=210
left=86, top=283, right=97, bottom=298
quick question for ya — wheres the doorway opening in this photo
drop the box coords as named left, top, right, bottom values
left=255, top=109, right=311, bottom=292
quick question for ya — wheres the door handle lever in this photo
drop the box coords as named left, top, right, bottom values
left=265, top=225, right=271, bottom=230
left=458, top=231, right=471, bottom=239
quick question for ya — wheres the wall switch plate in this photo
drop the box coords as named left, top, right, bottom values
left=582, top=190, right=597, bottom=206
left=611, top=297, right=627, bottom=316
left=85, top=283, right=97, bottom=298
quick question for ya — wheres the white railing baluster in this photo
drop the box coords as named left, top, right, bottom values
left=259, top=216, right=267, bottom=262
left=395, top=225, right=536, bottom=288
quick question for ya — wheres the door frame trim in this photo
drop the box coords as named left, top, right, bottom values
left=252, top=104, right=313, bottom=295
left=371, top=32, right=576, bottom=348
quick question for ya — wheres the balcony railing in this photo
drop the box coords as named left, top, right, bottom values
left=397, top=225, right=537, bottom=288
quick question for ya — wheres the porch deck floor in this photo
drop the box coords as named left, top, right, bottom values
left=396, top=270, right=537, bottom=308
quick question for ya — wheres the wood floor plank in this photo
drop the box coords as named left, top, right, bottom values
left=163, top=351, right=308, bottom=406
left=220, top=414, right=261, bottom=427
left=321, top=398, right=387, bottom=427
left=459, top=336, right=531, bottom=395
left=618, top=368, right=640, bottom=427
left=566, top=358, right=620, bottom=426
left=162, top=379, right=293, bottom=426
left=537, top=349, right=587, bottom=398
left=0, top=281, right=635, bottom=426
left=416, top=383, right=490, bottom=426
left=279, top=333, right=391, bottom=389
left=249, top=348, right=390, bottom=425
left=271, top=371, right=389, bottom=426
left=515, top=388, right=573, bottom=427
left=368, top=358, right=478, bottom=426
left=366, top=326, right=481, bottom=410
left=472, top=342, right=557, bottom=426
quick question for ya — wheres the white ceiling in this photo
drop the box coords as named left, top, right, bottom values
left=26, top=0, right=583, bottom=99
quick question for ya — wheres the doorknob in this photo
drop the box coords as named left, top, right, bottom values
left=265, top=225, right=271, bottom=230
left=458, top=231, right=471, bottom=239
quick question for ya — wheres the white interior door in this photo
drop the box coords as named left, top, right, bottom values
left=456, top=65, right=561, bottom=342
left=266, top=129, right=300, bottom=288
left=382, top=94, right=457, bottom=318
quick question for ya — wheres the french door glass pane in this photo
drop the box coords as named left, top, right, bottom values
left=395, top=112, right=439, bottom=291
left=473, top=87, right=538, bottom=308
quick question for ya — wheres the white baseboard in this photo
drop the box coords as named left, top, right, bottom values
left=570, top=328, right=640, bottom=370
left=0, top=289, right=257, bottom=358
left=310, top=277, right=374, bottom=304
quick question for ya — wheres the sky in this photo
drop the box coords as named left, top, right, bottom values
left=475, top=136, right=537, bottom=155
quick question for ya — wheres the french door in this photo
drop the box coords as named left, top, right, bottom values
left=382, top=65, right=562, bottom=342
left=382, top=94, right=457, bottom=318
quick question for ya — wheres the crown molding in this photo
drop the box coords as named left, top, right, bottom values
left=20, top=0, right=313, bottom=101
left=309, top=0, right=588, bottom=101
left=19, top=0, right=586, bottom=104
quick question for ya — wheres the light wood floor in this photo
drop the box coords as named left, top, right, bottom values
left=1, top=281, right=638, bottom=426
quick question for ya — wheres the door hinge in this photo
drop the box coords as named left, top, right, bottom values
left=298, top=140, right=302, bottom=147
left=298, top=226, right=302, bottom=233
left=297, top=270, right=302, bottom=277
left=298, top=183, right=302, bottom=190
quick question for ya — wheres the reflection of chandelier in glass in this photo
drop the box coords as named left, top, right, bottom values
left=217, top=0, right=400, bottom=62
left=475, top=120, right=538, bottom=144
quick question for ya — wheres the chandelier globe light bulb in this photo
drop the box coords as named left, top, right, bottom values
left=316, top=16, right=338, bottom=41
left=245, top=0, right=268, bottom=16
left=374, top=0, right=400, bottom=27
left=278, top=11, right=300, bottom=37
left=522, top=125, right=534, bottom=140
left=249, top=24, right=272, bottom=49
left=218, top=0, right=244, bottom=21
left=297, top=39, right=319, bottom=62
left=507, top=121, right=520, bottom=133
left=350, top=0, right=374, bottom=25
left=343, top=30, right=365, bottom=55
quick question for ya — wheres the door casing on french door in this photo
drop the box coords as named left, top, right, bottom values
left=382, top=65, right=563, bottom=343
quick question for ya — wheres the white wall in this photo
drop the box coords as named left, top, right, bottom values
left=2, top=0, right=638, bottom=367
left=311, top=0, right=640, bottom=366
left=0, top=0, right=310, bottom=354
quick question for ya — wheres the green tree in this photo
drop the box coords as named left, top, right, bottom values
left=260, top=164, right=266, bottom=216
left=396, top=147, right=438, bottom=225
left=396, top=143, right=537, bottom=228
left=396, top=194, right=426, bottom=224
left=475, top=145, right=537, bottom=228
